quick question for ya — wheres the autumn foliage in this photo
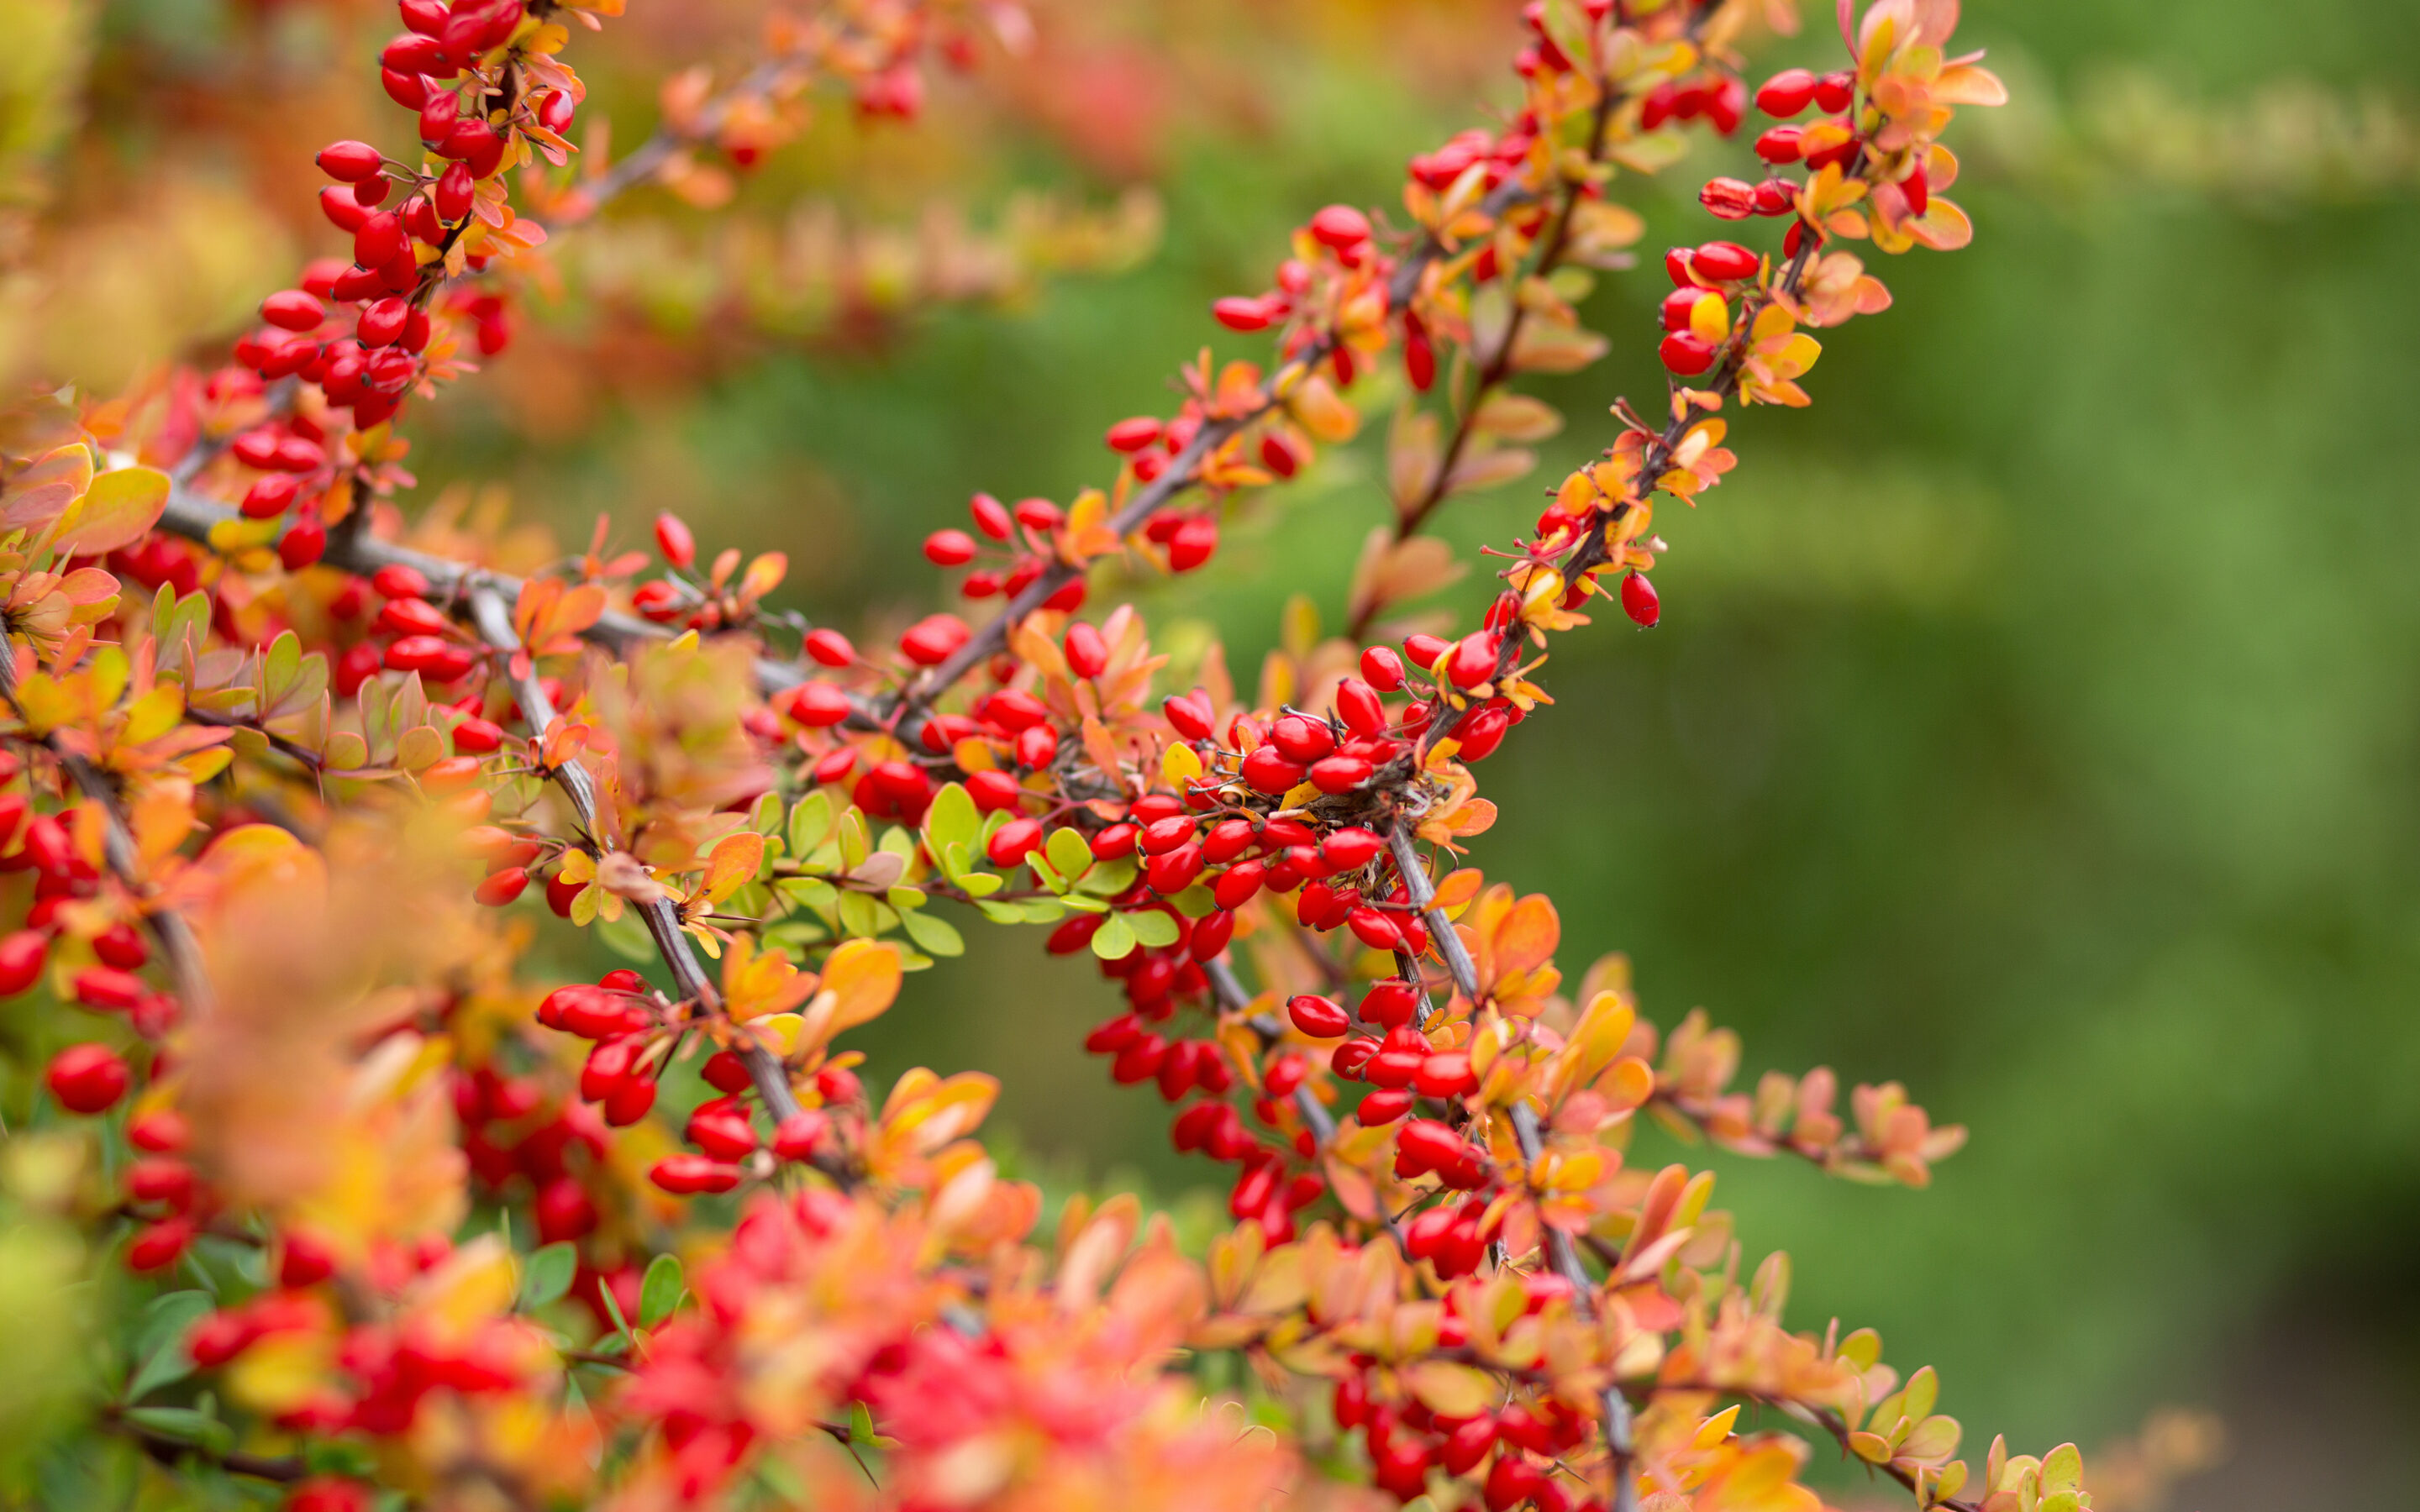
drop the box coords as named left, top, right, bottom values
left=0, top=3, right=2086, bottom=1512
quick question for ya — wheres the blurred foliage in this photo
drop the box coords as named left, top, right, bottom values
left=5, top=0, right=2417, bottom=1506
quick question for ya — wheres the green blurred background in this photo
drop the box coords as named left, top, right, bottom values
left=36, top=0, right=2420, bottom=1504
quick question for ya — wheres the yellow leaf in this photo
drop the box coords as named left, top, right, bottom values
left=819, top=937, right=902, bottom=1033
left=1163, top=742, right=1203, bottom=787
left=1404, top=1360, right=1495, bottom=1418
left=701, top=831, right=764, bottom=903
left=55, top=466, right=169, bottom=558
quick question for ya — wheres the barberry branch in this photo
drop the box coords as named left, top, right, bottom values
left=1512, top=1100, right=1638, bottom=1512
left=462, top=584, right=848, bottom=1186
left=0, top=644, right=213, bottom=1015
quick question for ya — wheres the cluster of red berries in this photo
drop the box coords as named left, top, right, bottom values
left=535, top=971, right=848, bottom=1197
left=1654, top=238, right=1765, bottom=378
left=223, top=0, right=562, bottom=548
left=1334, top=1344, right=1602, bottom=1510
left=189, top=1231, right=536, bottom=1439
left=1697, top=65, right=1865, bottom=231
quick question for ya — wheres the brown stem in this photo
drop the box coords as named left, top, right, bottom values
left=1511, top=1102, right=1637, bottom=1512
left=102, top=1407, right=303, bottom=1483
left=461, top=586, right=851, bottom=1189
left=0, top=647, right=214, bottom=1015
left=1356, top=82, right=1624, bottom=643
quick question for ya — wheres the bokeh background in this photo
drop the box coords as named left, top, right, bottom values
left=11, top=0, right=2420, bottom=1505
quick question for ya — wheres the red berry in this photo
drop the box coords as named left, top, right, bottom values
left=474, top=868, right=529, bottom=906
left=1813, top=70, right=1855, bottom=113
left=1167, top=515, right=1218, bottom=572
left=967, top=770, right=1023, bottom=812
left=354, top=213, right=406, bottom=270
left=127, top=1218, right=195, bottom=1273
left=1239, top=746, right=1307, bottom=795
left=260, top=290, right=324, bottom=332
left=1012, top=497, right=1062, bottom=532
left=779, top=681, right=851, bottom=727
left=1105, top=417, right=1163, bottom=452
left=1458, top=706, right=1511, bottom=762
left=1754, top=124, right=1804, bottom=163
left=1308, top=203, right=1371, bottom=249
left=1335, top=677, right=1386, bottom=735
left=1320, top=827, right=1386, bottom=869
left=1163, top=691, right=1215, bottom=740
left=803, top=628, right=854, bottom=666
left=357, top=297, right=409, bottom=347
left=1660, top=331, right=1716, bottom=375
left=1621, top=571, right=1660, bottom=627
left=1447, top=632, right=1497, bottom=689
left=654, top=512, right=696, bottom=569
left=772, top=1111, right=829, bottom=1162
left=46, top=1043, right=129, bottom=1114
left=1064, top=622, right=1108, bottom=678
left=1269, top=714, right=1335, bottom=764
left=1360, top=646, right=1406, bottom=690
left=924, top=529, right=976, bottom=566
left=1309, top=755, right=1372, bottom=794
left=317, top=140, right=383, bottom=181
left=1213, top=296, right=1277, bottom=332
left=986, top=817, right=1044, bottom=868
left=1700, top=177, right=1758, bottom=220
left=451, top=717, right=503, bottom=753
left=434, top=161, right=474, bottom=222
left=1692, top=241, right=1760, bottom=281
left=93, top=922, right=148, bottom=970
left=1707, top=76, right=1748, bottom=136
left=1288, top=994, right=1350, bottom=1038
left=370, top=564, right=429, bottom=599
left=1755, top=68, right=1818, bottom=118
left=650, top=1156, right=742, bottom=1195
left=969, top=492, right=1013, bottom=540
left=1403, top=632, right=1452, bottom=670
left=899, top=615, right=971, bottom=666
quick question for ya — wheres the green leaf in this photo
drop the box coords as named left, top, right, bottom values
left=1091, top=913, right=1138, bottom=959
left=976, top=899, right=1026, bottom=926
left=836, top=890, right=881, bottom=938
left=125, top=1291, right=213, bottom=1401
left=838, top=809, right=870, bottom=870
left=121, top=1405, right=232, bottom=1457
left=1128, top=909, right=1180, bottom=948
left=1076, top=857, right=1138, bottom=897
left=1026, top=849, right=1068, bottom=895
left=924, top=782, right=979, bottom=853
left=597, top=1277, right=634, bottom=1341
left=899, top=908, right=965, bottom=957
left=777, top=875, right=839, bottom=911
left=261, top=630, right=302, bottom=709
left=789, top=790, right=835, bottom=858
left=596, top=911, right=656, bottom=963
left=639, top=1253, right=685, bottom=1326
left=519, top=1242, right=578, bottom=1310
left=1017, top=899, right=1066, bottom=924
left=1168, top=883, right=1220, bottom=918
left=1044, top=827, right=1094, bottom=885
left=877, top=825, right=914, bottom=860
left=957, top=871, right=1003, bottom=899
left=749, top=790, right=784, bottom=837
left=886, top=885, right=928, bottom=910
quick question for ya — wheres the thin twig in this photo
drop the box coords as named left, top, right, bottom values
left=462, top=586, right=850, bottom=1188
left=1512, top=1102, right=1636, bottom=1512
left=1388, top=824, right=1477, bottom=1004
left=0, top=648, right=213, bottom=1015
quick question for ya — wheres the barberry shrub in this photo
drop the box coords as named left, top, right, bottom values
left=0, top=3, right=2074, bottom=1511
